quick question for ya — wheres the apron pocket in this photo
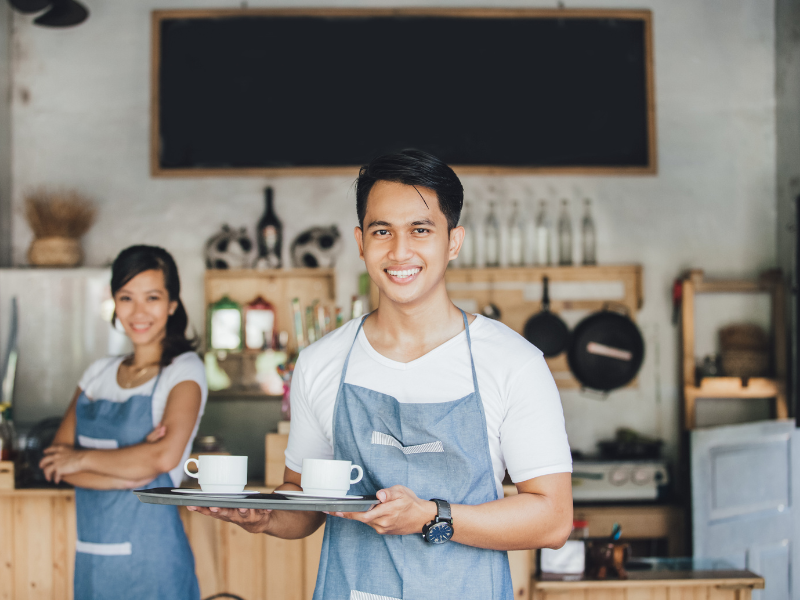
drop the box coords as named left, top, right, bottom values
left=350, top=591, right=401, bottom=600
left=371, top=431, right=443, bottom=454
left=76, top=540, right=132, bottom=556
left=77, top=435, right=119, bottom=449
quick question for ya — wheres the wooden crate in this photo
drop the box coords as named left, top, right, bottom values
left=370, top=265, right=643, bottom=389
left=205, top=269, right=336, bottom=353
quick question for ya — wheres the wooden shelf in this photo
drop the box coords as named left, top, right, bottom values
left=686, top=377, right=783, bottom=399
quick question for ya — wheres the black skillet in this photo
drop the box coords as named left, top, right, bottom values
left=567, top=304, right=645, bottom=392
left=523, top=277, right=570, bottom=357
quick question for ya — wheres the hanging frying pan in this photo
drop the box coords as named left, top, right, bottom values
left=523, top=276, right=570, bottom=357
left=567, top=304, right=645, bottom=392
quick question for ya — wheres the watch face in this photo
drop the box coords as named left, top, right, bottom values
left=427, top=521, right=454, bottom=544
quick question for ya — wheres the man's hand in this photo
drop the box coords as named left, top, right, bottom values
left=330, top=485, right=436, bottom=536
left=185, top=506, right=274, bottom=534
left=40, top=444, right=87, bottom=484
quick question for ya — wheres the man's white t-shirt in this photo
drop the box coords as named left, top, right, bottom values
left=286, top=315, right=572, bottom=496
left=78, top=351, right=208, bottom=487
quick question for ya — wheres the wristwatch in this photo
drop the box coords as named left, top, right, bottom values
left=422, top=498, right=454, bottom=544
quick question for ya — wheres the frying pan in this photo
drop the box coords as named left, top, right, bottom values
left=523, top=277, right=570, bottom=357
left=567, top=304, right=645, bottom=392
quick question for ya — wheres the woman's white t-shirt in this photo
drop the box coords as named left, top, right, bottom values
left=286, top=315, right=572, bottom=497
left=78, top=351, right=208, bottom=487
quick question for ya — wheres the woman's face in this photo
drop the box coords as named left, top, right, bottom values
left=113, top=269, right=178, bottom=349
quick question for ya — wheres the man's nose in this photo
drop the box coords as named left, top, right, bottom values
left=388, top=234, right=414, bottom=260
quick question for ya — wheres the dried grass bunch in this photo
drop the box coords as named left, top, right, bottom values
left=24, top=188, right=96, bottom=239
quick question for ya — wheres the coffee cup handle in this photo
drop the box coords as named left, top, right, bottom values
left=184, top=458, right=200, bottom=480
left=350, top=465, right=363, bottom=485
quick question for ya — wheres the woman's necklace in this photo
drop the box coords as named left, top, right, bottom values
left=119, top=357, right=160, bottom=389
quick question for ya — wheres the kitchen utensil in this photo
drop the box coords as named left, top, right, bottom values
left=567, top=304, right=644, bottom=391
left=183, top=455, right=247, bottom=493
left=301, top=458, right=363, bottom=496
left=523, top=276, right=570, bottom=357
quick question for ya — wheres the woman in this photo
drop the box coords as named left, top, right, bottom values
left=40, top=245, right=205, bottom=600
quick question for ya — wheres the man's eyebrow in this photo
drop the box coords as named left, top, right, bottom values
left=367, top=220, right=392, bottom=229
left=411, top=219, right=436, bottom=227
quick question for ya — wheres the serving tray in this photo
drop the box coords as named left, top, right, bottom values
left=134, top=487, right=379, bottom=512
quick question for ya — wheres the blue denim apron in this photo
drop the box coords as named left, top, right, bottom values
left=313, top=311, right=514, bottom=600
left=74, top=369, right=200, bottom=600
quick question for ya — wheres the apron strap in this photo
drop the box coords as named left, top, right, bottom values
left=459, top=309, right=479, bottom=396
left=340, top=310, right=480, bottom=396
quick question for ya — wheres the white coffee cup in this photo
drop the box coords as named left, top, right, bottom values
left=301, top=458, right=363, bottom=496
left=184, top=455, right=248, bottom=493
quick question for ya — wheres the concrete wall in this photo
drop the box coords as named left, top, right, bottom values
left=0, top=2, right=11, bottom=267
left=776, top=0, right=800, bottom=416
left=7, top=0, right=779, bottom=462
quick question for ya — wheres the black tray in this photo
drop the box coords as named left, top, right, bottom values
left=134, top=487, right=379, bottom=512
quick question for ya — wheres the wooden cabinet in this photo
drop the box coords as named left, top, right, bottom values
left=532, top=572, right=764, bottom=600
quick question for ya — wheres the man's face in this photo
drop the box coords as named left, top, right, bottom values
left=355, top=180, right=464, bottom=307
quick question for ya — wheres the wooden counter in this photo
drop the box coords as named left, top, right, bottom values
left=533, top=570, right=765, bottom=600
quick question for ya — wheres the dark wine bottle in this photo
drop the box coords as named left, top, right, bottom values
left=255, top=187, right=283, bottom=269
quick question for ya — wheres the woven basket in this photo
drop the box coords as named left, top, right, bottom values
left=719, top=324, right=769, bottom=351
left=27, top=237, right=83, bottom=267
left=721, top=349, right=769, bottom=378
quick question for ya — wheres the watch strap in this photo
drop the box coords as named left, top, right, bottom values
left=431, top=498, right=451, bottom=522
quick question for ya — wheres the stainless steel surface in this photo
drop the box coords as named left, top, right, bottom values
left=134, top=488, right=379, bottom=512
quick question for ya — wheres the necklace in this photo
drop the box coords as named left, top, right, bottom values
left=119, top=357, right=160, bottom=389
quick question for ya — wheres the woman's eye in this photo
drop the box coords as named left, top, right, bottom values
left=118, top=296, right=130, bottom=302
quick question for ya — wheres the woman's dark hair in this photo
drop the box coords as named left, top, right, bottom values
left=355, top=149, right=464, bottom=231
left=110, top=245, right=197, bottom=366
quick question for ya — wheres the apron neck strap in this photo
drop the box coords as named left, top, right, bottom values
left=459, top=309, right=480, bottom=395
left=340, top=310, right=479, bottom=396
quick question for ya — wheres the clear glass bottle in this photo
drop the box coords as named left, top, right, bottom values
left=524, top=193, right=537, bottom=266
left=558, top=199, right=573, bottom=266
left=581, top=198, right=597, bottom=266
left=507, top=200, right=524, bottom=267
left=484, top=201, right=500, bottom=267
left=534, top=200, right=551, bottom=266
left=458, top=202, right=476, bottom=268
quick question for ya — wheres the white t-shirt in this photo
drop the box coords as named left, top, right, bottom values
left=286, top=315, right=572, bottom=497
left=78, top=351, right=208, bottom=487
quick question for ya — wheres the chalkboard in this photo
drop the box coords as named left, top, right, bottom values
left=152, top=9, right=655, bottom=176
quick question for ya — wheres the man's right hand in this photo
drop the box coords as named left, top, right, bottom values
left=186, top=506, right=274, bottom=534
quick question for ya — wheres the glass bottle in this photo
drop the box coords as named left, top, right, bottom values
left=208, top=296, right=243, bottom=351
left=484, top=201, right=500, bottom=267
left=581, top=198, right=597, bottom=266
left=458, top=202, right=476, bottom=268
left=254, top=186, right=283, bottom=269
left=558, top=199, right=573, bottom=266
left=244, top=296, right=275, bottom=350
left=524, top=194, right=537, bottom=266
left=507, top=200, right=524, bottom=267
left=534, top=200, right=551, bottom=266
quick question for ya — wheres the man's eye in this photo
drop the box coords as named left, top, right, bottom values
left=374, top=230, right=389, bottom=236
left=413, top=228, right=429, bottom=234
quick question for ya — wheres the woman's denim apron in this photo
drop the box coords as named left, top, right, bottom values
left=313, top=311, right=514, bottom=600
left=74, top=369, right=200, bottom=600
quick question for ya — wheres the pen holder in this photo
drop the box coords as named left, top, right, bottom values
left=586, top=541, right=629, bottom=580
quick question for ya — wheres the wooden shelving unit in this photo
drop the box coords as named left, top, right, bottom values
left=680, top=269, right=788, bottom=429
left=370, top=265, right=643, bottom=389
left=205, top=268, right=336, bottom=353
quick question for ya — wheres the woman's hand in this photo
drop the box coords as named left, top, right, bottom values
left=329, top=485, right=436, bottom=536
left=40, top=444, right=87, bottom=484
left=145, top=424, right=167, bottom=443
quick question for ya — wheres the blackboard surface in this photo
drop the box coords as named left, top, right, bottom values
left=154, top=10, right=655, bottom=174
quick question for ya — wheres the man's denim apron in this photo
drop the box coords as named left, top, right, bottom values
left=313, top=311, right=514, bottom=600
left=74, top=369, right=200, bottom=600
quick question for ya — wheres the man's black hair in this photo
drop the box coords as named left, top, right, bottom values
left=355, top=149, right=464, bottom=231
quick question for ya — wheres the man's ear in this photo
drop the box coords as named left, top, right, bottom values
left=448, top=226, right=466, bottom=262
left=354, top=226, right=365, bottom=261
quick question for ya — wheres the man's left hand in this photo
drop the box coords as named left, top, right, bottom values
left=330, top=485, right=436, bottom=536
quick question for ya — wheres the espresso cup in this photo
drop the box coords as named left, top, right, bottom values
left=301, top=458, right=363, bottom=496
left=184, top=455, right=247, bottom=493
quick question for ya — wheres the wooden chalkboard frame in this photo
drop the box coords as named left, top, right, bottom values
left=151, top=8, right=656, bottom=177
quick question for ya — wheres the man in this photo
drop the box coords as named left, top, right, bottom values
left=189, top=150, right=573, bottom=600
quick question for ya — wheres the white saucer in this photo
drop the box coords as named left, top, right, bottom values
left=172, top=489, right=260, bottom=496
left=278, top=490, right=363, bottom=500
